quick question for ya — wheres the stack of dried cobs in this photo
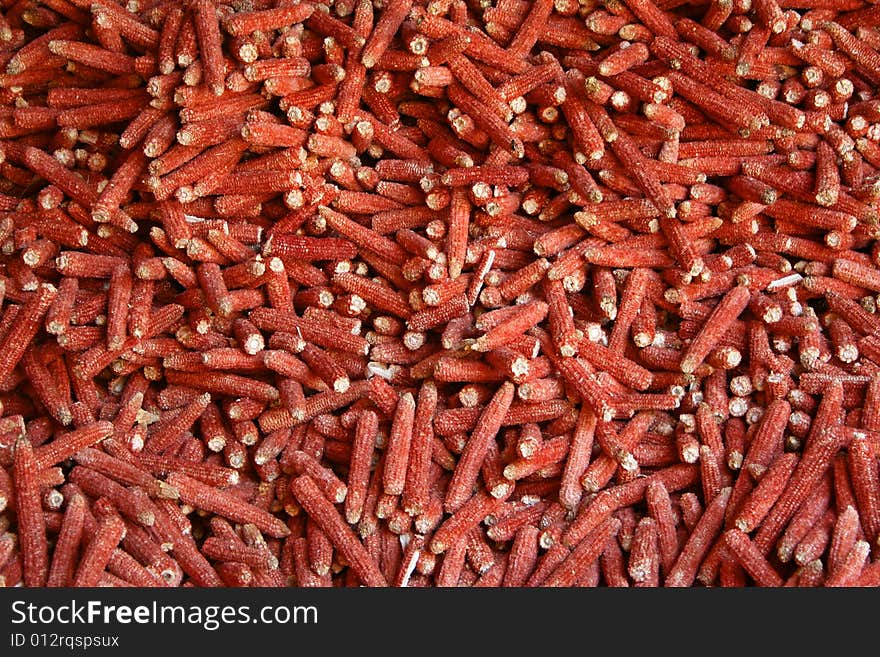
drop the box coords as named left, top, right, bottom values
left=0, top=0, right=879, bottom=588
